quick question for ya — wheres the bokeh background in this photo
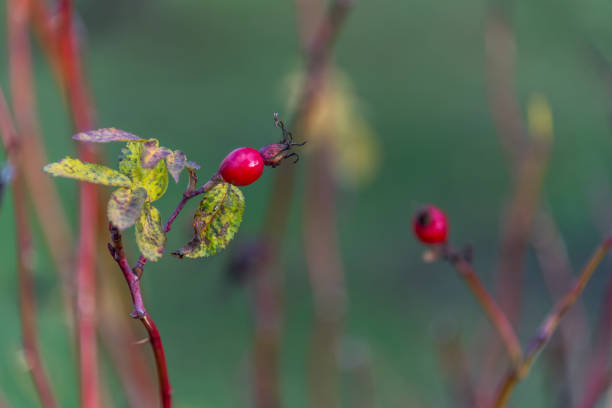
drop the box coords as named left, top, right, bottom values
left=2, top=0, right=612, bottom=406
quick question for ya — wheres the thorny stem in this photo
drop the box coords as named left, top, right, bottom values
left=491, top=235, right=612, bottom=408
left=0, top=86, right=58, bottom=408
left=107, top=224, right=171, bottom=408
left=442, top=246, right=523, bottom=366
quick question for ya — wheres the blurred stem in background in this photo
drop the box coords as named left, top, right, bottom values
left=250, top=1, right=353, bottom=407
left=56, top=1, right=101, bottom=405
left=577, top=54, right=612, bottom=408
left=479, top=2, right=573, bottom=403
left=3, top=0, right=159, bottom=405
left=296, top=0, right=348, bottom=407
left=6, top=0, right=75, bottom=318
left=437, top=333, right=476, bottom=408
left=303, top=143, right=347, bottom=408
left=0, top=82, right=58, bottom=408
left=491, top=235, right=612, bottom=407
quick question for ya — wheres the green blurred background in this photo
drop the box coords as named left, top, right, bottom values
left=2, top=0, right=612, bottom=406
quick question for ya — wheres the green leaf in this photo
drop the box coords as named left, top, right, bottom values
left=73, top=128, right=145, bottom=143
left=119, top=142, right=168, bottom=201
left=135, top=203, right=166, bottom=261
left=172, top=183, right=245, bottom=258
left=44, top=157, right=132, bottom=187
left=141, top=139, right=171, bottom=169
left=107, top=187, right=147, bottom=230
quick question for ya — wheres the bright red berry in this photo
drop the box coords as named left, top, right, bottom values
left=413, top=205, right=449, bottom=244
left=218, top=147, right=264, bottom=186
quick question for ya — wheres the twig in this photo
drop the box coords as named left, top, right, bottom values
left=251, top=2, right=353, bottom=406
left=0, top=87, right=58, bottom=408
left=442, top=246, right=523, bottom=366
left=491, top=235, right=612, bottom=408
left=532, top=210, right=589, bottom=404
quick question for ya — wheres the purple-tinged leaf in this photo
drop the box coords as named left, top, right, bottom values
left=73, top=128, right=145, bottom=143
left=166, top=150, right=187, bottom=183
left=141, top=139, right=171, bottom=169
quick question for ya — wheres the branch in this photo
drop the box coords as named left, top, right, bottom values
left=441, top=246, right=522, bottom=366
left=491, top=235, right=612, bottom=408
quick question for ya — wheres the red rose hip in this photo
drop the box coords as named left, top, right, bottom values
left=218, top=147, right=264, bottom=186
left=413, top=205, right=448, bottom=244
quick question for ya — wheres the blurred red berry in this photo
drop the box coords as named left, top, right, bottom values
left=413, top=205, right=448, bottom=244
left=218, top=147, right=264, bottom=186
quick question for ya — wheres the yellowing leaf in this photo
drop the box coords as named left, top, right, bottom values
left=73, top=128, right=145, bottom=143
left=119, top=142, right=168, bottom=201
left=135, top=203, right=166, bottom=261
left=43, top=157, right=132, bottom=187
left=139, top=160, right=168, bottom=202
left=173, top=183, right=244, bottom=258
left=107, top=187, right=147, bottom=230
left=141, top=139, right=171, bottom=169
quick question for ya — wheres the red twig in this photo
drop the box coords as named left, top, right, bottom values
left=0, top=87, right=58, bottom=408
left=141, top=316, right=172, bottom=408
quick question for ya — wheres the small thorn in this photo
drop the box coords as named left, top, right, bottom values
left=133, top=337, right=149, bottom=345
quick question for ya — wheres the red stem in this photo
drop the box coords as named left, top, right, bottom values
left=141, top=316, right=172, bottom=408
left=108, top=224, right=172, bottom=408
left=57, top=1, right=101, bottom=406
